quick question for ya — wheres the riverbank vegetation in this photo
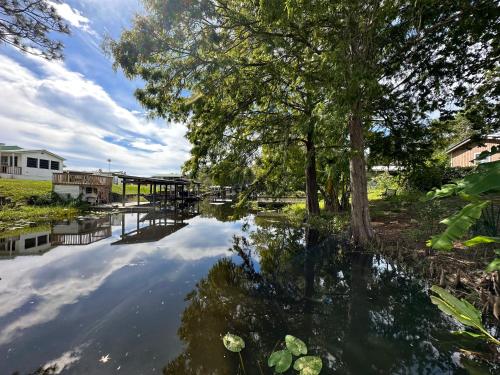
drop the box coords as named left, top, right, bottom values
left=0, top=179, right=81, bottom=233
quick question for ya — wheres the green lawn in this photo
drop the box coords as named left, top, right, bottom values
left=111, top=184, right=152, bottom=195
left=0, top=178, right=52, bottom=202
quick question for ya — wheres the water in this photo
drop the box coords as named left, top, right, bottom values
left=0, top=202, right=496, bottom=374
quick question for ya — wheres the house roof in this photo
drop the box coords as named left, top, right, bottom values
left=0, top=144, right=22, bottom=151
left=0, top=146, right=65, bottom=160
left=446, top=133, right=500, bottom=154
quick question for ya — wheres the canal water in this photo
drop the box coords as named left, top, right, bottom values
left=0, top=202, right=496, bottom=374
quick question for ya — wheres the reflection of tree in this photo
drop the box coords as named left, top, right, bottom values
left=164, top=221, right=469, bottom=374
left=198, top=200, right=249, bottom=222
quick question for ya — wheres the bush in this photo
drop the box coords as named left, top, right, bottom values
left=405, top=164, right=474, bottom=192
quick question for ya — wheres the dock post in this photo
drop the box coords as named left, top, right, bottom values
left=153, top=183, right=157, bottom=208
left=122, top=179, right=126, bottom=207
left=137, top=182, right=141, bottom=207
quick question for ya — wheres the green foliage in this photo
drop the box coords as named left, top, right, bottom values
left=285, top=335, right=307, bottom=356
left=0, top=0, right=69, bottom=60
left=222, top=333, right=245, bottom=352
left=427, top=161, right=500, bottom=251
left=293, top=356, right=323, bottom=375
left=430, top=286, right=500, bottom=346
left=486, top=258, right=500, bottom=272
left=427, top=201, right=490, bottom=251
left=268, top=349, right=293, bottom=373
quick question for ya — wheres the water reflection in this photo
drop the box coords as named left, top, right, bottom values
left=163, top=221, right=484, bottom=374
left=0, top=205, right=496, bottom=374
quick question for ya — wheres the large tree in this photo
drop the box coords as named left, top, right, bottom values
left=0, top=0, right=69, bottom=59
left=110, top=0, right=499, bottom=245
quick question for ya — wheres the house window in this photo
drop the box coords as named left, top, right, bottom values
left=27, top=157, right=38, bottom=168
left=51, top=161, right=60, bottom=170
left=474, top=153, right=490, bottom=165
left=86, top=187, right=93, bottom=194
left=0, top=156, right=7, bottom=166
left=39, top=159, right=49, bottom=169
left=37, top=235, right=48, bottom=246
left=25, top=237, right=36, bottom=249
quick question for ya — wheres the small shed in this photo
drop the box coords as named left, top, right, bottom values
left=53, top=171, right=113, bottom=204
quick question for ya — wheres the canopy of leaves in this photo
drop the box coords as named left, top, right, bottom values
left=0, top=0, right=69, bottom=59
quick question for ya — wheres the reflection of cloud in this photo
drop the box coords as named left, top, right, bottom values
left=43, top=344, right=86, bottom=374
left=0, top=215, right=248, bottom=346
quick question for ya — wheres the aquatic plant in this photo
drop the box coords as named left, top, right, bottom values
left=222, top=333, right=322, bottom=374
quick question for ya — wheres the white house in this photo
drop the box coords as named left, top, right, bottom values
left=0, top=143, right=65, bottom=180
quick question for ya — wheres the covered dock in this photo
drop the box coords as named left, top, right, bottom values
left=114, top=174, right=201, bottom=208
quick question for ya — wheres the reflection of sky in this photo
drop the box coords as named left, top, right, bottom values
left=0, top=213, right=248, bottom=374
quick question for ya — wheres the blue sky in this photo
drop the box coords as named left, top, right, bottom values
left=0, top=0, right=191, bottom=175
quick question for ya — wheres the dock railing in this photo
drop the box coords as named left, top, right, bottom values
left=53, top=173, right=113, bottom=187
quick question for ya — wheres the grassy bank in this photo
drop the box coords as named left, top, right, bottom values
left=0, top=178, right=82, bottom=233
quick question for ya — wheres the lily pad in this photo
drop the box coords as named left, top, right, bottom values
left=293, top=356, right=322, bottom=375
left=285, top=335, right=307, bottom=356
left=268, top=349, right=292, bottom=373
left=222, top=333, right=245, bottom=352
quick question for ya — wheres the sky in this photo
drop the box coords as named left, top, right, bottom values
left=0, top=0, right=191, bottom=175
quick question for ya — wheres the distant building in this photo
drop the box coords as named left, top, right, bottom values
left=446, top=133, right=500, bottom=167
left=53, top=171, right=113, bottom=204
left=96, top=170, right=126, bottom=184
left=0, top=143, right=64, bottom=180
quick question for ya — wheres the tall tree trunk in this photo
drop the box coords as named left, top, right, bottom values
left=305, top=132, right=320, bottom=216
left=325, top=175, right=340, bottom=213
left=348, top=113, right=374, bottom=246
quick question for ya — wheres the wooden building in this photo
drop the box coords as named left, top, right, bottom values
left=447, top=134, right=500, bottom=168
left=53, top=171, right=113, bottom=204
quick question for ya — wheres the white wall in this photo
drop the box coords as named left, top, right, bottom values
left=0, top=151, right=63, bottom=181
left=53, top=184, right=81, bottom=200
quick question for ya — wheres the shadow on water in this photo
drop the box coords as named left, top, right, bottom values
left=163, top=219, right=496, bottom=374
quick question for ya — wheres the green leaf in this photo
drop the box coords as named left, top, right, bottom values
left=285, top=335, right=307, bottom=356
left=293, top=356, right=322, bottom=375
left=430, top=286, right=482, bottom=328
left=462, top=161, right=500, bottom=196
left=464, top=236, right=500, bottom=247
left=452, top=330, right=487, bottom=339
left=427, top=200, right=490, bottom=250
left=268, top=349, right=292, bottom=373
left=486, top=258, right=500, bottom=272
left=222, top=333, right=245, bottom=352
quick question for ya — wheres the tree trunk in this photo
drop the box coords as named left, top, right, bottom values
left=305, top=133, right=320, bottom=216
left=324, top=175, right=340, bottom=213
left=348, top=114, right=374, bottom=246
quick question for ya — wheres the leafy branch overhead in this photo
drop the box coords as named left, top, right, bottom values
left=0, top=0, right=69, bottom=59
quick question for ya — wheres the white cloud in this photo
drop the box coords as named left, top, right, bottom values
left=0, top=54, right=191, bottom=174
left=48, top=1, right=95, bottom=35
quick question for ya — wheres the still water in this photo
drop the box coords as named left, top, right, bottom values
left=0, top=202, right=495, bottom=374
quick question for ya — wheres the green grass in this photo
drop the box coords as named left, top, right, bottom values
left=0, top=178, right=82, bottom=230
left=0, top=178, right=52, bottom=202
left=111, top=184, right=152, bottom=195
